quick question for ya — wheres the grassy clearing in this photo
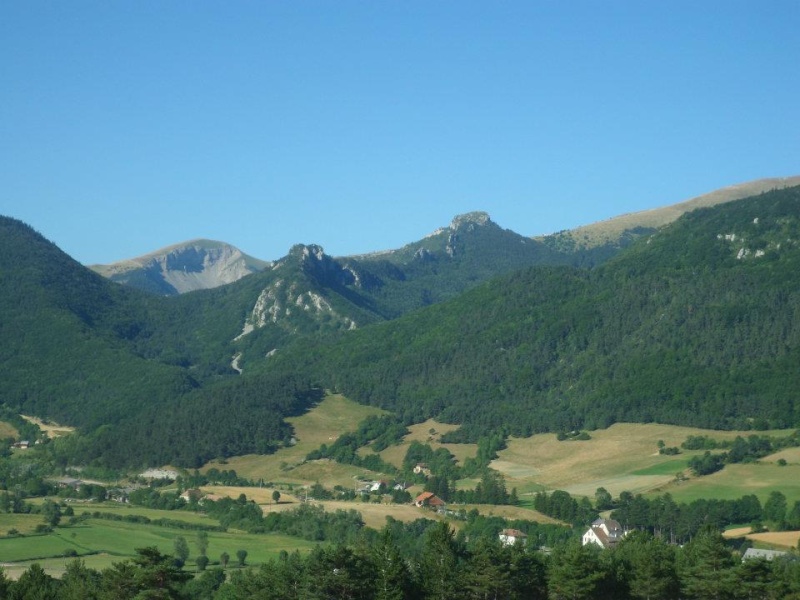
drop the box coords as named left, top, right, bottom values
left=0, top=513, right=48, bottom=536
left=653, top=462, right=800, bottom=505
left=377, top=418, right=478, bottom=469
left=0, top=421, right=18, bottom=439
left=459, top=504, right=564, bottom=525
left=493, top=423, right=798, bottom=500
left=20, top=415, right=74, bottom=438
left=203, top=394, right=387, bottom=486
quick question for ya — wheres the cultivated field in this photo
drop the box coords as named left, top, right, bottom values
left=724, top=526, right=800, bottom=550
left=0, top=505, right=317, bottom=580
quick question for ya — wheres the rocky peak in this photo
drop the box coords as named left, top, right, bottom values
left=450, top=211, right=493, bottom=230
left=289, top=243, right=327, bottom=263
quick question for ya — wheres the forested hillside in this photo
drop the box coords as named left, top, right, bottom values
left=265, top=186, right=800, bottom=440
left=0, top=218, right=318, bottom=467
left=2, top=186, right=800, bottom=468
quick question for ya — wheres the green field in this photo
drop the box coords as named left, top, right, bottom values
left=654, top=461, right=800, bottom=504
left=0, top=513, right=318, bottom=580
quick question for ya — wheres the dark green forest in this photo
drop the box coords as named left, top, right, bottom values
left=2, top=186, right=800, bottom=467
left=281, top=187, right=800, bottom=441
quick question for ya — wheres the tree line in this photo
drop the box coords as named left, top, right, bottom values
left=4, top=523, right=800, bottom=599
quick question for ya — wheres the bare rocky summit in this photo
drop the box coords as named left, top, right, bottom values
left=90, top=239, right=270, bottom=295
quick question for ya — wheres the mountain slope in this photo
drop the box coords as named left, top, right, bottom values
left=0, top=217, right=195, bottom=426
left=538, top=176, right=800, bottom=258
left=0, top=218, right=316, bottom=467
left=90, top=239, right=270, bottom=295
left=267, top=185, right=800, bottom=439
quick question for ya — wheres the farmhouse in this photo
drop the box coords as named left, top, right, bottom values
left=414, top=491, right=446, bottom=511
left=499, top=528, right=528, bottom=546
left=582, top=518, right=625, bottom=549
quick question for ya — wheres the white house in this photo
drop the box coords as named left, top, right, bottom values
left=499, top=528, right=528, bottom=546
left=582, top=518, right=625, bottom=549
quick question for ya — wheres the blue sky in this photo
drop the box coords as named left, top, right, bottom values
left=2, top=2, right=799, bottom=265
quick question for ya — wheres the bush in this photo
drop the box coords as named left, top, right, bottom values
left=196, top=555, right=209, bottom=571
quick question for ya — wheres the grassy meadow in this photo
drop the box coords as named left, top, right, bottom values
left=0, top=506, right=317, bottom=580
left=375, top=418, right=478, bottom=469
left=204, top=395, right=800, bottom=510
left=202, top=394, right=388, bottom=487
left=492, top=423, right=800, bottom=504
left=660, top=461, right=800, bottom=505
left=0, top=421, right=18, bottom=439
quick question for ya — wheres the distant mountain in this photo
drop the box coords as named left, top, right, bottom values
left=90, top=239, right=270, bottom=295
left=538, top=176, right=800, bottom=261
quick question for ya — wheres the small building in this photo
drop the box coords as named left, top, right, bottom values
left=499, top=528, right=528, bottom=546
left=107, top=486, right=141, bottom=503
left=180, top=488, right=204, bottom=503
left=742, top=548, right=789, bottom=562
left=54, top=477, right=83, bottom=489
left=369, top=480, right=389, bottom=493
left=582, top=518, right=625, bottom=549
left=414, top=491, right=446, bottom=510
left=11, top=441, right=30, bottom=450
left=413, top=463, right=431, bottom=477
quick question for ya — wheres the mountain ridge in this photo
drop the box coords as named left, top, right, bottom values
left=89, top=239, right=270, bottom=295
left=89, top=177, right=800, bottom=296
left=538, top=175, right=800, bottom=253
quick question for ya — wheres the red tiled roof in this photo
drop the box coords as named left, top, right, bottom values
left=415, top=491, right=435, bottom=503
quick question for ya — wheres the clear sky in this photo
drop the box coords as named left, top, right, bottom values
left=2, top=1, right=799, bottom=265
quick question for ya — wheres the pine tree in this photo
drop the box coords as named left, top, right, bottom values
left=371, top=529, right=413, bottom=600
left=547, top=540, right=605, bottom=600
left=678, top=527, right=736, bottom=599
left=419, top=521, right=462, bottom=600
